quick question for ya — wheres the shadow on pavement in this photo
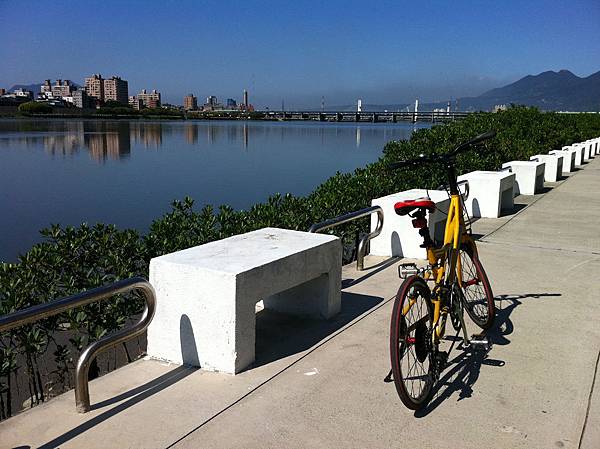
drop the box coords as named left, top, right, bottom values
left=36, top=365, right=197, bottom=449
left=342, top=257, right=399, bottom=288
left=413, top=292, right=561, bottom=417
left=254, top=291, right=383, bottom=368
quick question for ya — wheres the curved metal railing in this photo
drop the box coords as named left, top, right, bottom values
left=0, top=276, right=156, bottom=413
left=309, top=205, right=384, bottom=271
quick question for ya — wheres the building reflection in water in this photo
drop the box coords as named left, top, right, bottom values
left=84, top=122, right=131, bottom=162
left=185, top=123, right=198, bottom=144
left=130, top=122, right=162, bottom=148
left=0, top=121, right=132, bottom=162
left=0, top=120, right=419, bottom=167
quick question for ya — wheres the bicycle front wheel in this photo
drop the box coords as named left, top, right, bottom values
left=390, top=275, right=434, bottom=410
left=457, top=245, right=495, bottom=329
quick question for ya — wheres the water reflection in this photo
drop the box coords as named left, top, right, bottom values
left=130, top=122, right=162, bottom=148
left=0, top=121, right=132, bottom=162
left=0, top=120, right=422, bottom=163
left=0, top=118, right=427, bottom=261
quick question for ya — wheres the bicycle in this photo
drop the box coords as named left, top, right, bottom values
left=387, top=131, right=497, bottom=410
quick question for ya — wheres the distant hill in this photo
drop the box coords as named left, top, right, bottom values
left=328, top=70, right=600, bottom=113
left=439, top=70, right=600, bottom=112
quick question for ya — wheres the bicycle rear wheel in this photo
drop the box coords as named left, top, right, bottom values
left=457, top=245, right=495, bottom=329
left=389, top=275, right=434, bottom=410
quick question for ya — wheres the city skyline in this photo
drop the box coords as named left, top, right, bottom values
left=1, top=0, right=599, bottom=108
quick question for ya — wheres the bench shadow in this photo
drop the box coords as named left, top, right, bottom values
left=341, top=257, right=399, bottom=288
left=412, top=292, right=561, bottom=417
left=35, top=315, right=200, bottom=449
left=253, top=291, right=383, bottom=368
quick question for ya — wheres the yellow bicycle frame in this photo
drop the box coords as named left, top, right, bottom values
left=401, top=192, right=477, bottom=342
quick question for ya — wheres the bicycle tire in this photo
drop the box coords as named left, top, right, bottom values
left=390, top=275, right=435, bottom=410
left=457, top=245, right=495, bottom=330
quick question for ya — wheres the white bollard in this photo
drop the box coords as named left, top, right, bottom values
left=457, top=171, right=515, bottom=218
left=501, top=160, right=545, bottom=196
left=552, top=148, right=577, bottom=173
left=530, top=154, right=563, bottom=182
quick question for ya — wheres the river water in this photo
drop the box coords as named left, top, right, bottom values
left=0, top=119, right=426, bottom=261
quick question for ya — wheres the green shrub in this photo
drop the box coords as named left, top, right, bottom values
left=17, top=102, right=52, bottom=114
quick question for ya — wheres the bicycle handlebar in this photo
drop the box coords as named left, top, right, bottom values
left=388, top=130, right=496, bottom=170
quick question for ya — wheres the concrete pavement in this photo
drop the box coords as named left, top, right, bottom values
left=1, top=157, right=599, bottom=449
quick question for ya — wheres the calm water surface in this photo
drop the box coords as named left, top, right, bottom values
left=0, top=119, right=427, bottom=261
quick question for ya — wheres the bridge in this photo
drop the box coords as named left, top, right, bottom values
left=262, top=110, right=470, bottom=123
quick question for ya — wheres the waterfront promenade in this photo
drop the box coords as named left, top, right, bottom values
left=1, top=157, right=599, bottom=448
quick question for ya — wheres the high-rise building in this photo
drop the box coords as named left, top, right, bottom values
left=226, top=98, right=237, bottom=108
left=184, top=94, right=197, bottom=111
left=85, top=74, right=104, bottom=102
left=103, top=76, right=128, bottom=104
left=128, top=96, right=143, bottom=110
left=51, top=79, right=75, bottom=98
left=243, top=89, right=248, bottom=109
left=206, top=95, right=217, bottom=106
left=136, top=89, right=161, bottom=109
left=40, top=80, right=52, bottom=97
left=71, top=89, right=90, bottom=108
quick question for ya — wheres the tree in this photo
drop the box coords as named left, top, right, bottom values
left=103, top=100, right=130, bottom=109
left=17, top=102, right=52, bottom=114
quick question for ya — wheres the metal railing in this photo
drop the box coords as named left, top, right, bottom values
left=309, top=205, right=384, bottom=271
left=0, top=276, right=156, bottom=413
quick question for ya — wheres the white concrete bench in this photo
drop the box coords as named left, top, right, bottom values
left=552, top=148, right=577, bottom=173
left=369, top=189, right=450, bottom=259
left=501, top=160, right=545, bottom=196
left=530, top=154, right=563, bottom=182
left=147, top=227, right=341, bottom=374
left=457, top=171, right=515, bottom=218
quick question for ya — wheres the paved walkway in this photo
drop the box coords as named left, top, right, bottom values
left=1, top=157, right=599, bottom=449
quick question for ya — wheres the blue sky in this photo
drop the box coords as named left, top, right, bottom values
left=1, top=0, right=599, bottom=108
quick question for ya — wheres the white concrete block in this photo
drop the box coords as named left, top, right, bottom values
left=530, top=154, right=563, bottom=182
left=501, top=160, right=545, bottom=196
left=457, top=171, right=515, bottom=218
left=576, top=143, right=591, bottom=162
left=147, top=227, right=342, bottom=374
left=586, top=141, right=595, bottom=158
left=552, top=149, right=576, bottom=173
left=369, top=189, right=450, bottom=259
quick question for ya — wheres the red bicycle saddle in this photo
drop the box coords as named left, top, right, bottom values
left=394, top=198, right=436, bottom=216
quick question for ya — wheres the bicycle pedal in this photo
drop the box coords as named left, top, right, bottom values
left=398, top=263, right=418, bottom=279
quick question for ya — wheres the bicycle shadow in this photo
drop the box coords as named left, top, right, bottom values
left=413, top=292, right=561, bottom=417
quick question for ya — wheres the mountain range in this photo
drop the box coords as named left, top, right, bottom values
left=323, top=70, right=600, bottom=112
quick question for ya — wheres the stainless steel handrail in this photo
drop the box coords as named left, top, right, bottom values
left=0, top=276, right=156, bottom=413
left=309, top=205, right=384, bottom=271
